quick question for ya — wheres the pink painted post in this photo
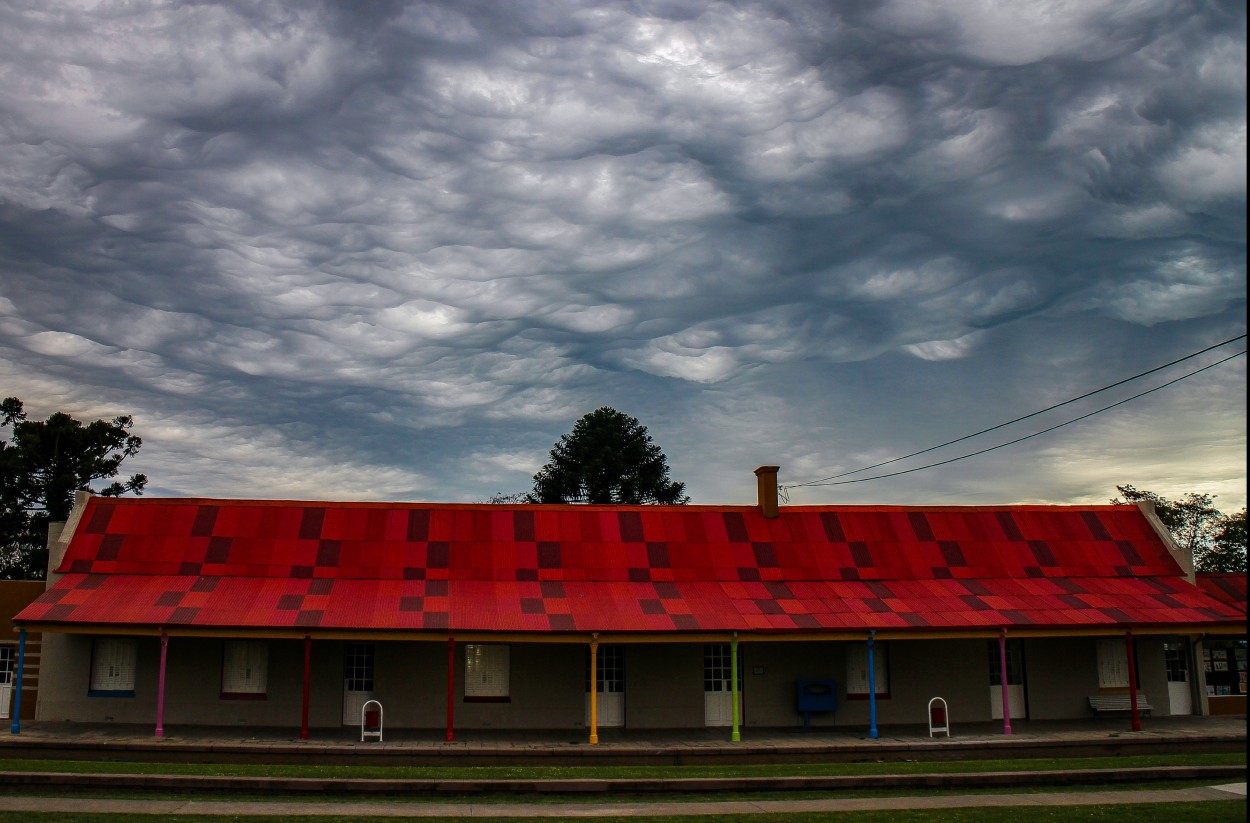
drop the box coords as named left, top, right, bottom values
left=155, top=632, right=169, bottom=739
left=300, top=635, right=311, bottom=741
left=998, top=630, right=1012, bottom=735
left=1125, top=630, right=1142, bottom=731
left=446, top=637, right=456, bottom=742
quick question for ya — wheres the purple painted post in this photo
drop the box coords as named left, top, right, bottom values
left=155, top=632, right=169, bottom=738
left=999, top=630, right=1012, bottom=735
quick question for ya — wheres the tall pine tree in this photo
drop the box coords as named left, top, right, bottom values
left=529, top=408, right=688, bottom=505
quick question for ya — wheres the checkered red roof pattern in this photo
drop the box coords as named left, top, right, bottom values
left=1196, top=573, right=1247, bottom=615
left=20, top=573, right=1236, bottom=632
left=16, top=497, right=1243, bottom=633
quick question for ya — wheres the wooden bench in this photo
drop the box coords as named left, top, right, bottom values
left=1089, top=693, right=1152, bottom=716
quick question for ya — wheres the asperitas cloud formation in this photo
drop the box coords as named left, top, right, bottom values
left=0, top=1, right=1244, bottom=508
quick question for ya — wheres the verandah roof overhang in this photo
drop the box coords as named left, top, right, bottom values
left=17, top=572, right=1244, bottom=639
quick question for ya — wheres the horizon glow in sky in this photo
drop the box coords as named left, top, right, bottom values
left=0, top=1, right=1245, bottom=511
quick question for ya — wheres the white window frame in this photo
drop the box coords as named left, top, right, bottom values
left=0, top=645, right=13, bottom=686
left=588, top=644, right=625, bottom=694
left=90, top=638, right=137, bottom=696
left=0, top=645, right=14, bottom=720
left=846, top=642, right=890, bottom=698
left=464, top=643, right=509, bottom=701
left=221, top=640, right=268, bottom=699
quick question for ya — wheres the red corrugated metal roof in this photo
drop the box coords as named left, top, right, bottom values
left=1197, top=573, right=1247, bottom=615
left=15, top=497, right=1243, bottom=634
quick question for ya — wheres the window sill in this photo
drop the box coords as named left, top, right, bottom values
left=464, top=695, right=511, bottom=703
left=220, top=692, right=268, bottom=701
left=88, top=690, right=135, bottom=698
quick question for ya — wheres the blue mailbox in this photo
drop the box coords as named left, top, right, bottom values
left=796, top=679, right=838, bottom=728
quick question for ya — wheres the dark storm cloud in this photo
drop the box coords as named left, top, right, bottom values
left=0, top=0, right=1244, bottom=507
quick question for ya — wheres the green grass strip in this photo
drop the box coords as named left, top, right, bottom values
left=0, top=799, right=1245, bottom=822
left=0, top=752, right=1242, bottom=780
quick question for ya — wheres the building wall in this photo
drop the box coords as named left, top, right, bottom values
left=37, top=633, right=144, bottom=723
left=0, top=581, right=44, bottom=721
left=738, top=641, right=839, bottom=727
left=626, top=644, right=705, bottom=728
left=1135, top=637, right=1170, bottom=715
left=1024, top=637, right=1097, bottom=719
left=31, top=632, right=1186, bottom=729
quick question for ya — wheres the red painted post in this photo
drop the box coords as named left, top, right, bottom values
left=155, top=632, right=169, bottom=739
left=1125, top=630, right=1141, bottom=731
left=300, top=635, right=311, bottom=741
left=999, top=629, right=1012, bottom=735
left=446, top=637, right=456, bottom=742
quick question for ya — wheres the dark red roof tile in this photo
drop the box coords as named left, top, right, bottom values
left=1197, top=572, right=1247, bottom=612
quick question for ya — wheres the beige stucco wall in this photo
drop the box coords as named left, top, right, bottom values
left=1024, top=637, right=1093, bottom=719
left=33, top=633, right=1188, bottom=730
left=625, top=643, right=704, bottom=728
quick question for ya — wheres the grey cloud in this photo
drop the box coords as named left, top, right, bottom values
left=0, top=0, right=1243, bottom=509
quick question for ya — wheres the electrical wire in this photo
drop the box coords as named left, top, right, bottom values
left=786, top=333, right=1247, bottom=490
left=789, top=348, right=1246, bottom=489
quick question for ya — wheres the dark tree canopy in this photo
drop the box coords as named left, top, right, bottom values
left=1207, top=508, right=1247, bottom=573
left=0, top=397, right=147, bottom=579
left=1112, top=484, right=1246, bottom=574
left=529, top=407, right=689, bottom=505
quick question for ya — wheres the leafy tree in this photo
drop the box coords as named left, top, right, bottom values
left=0, top=398, right=147, bottom=579
left=1112, top=484, right=1244, bottom=573
left=529, top=407, right=689, bottom=505
left=1206, top=509, right=1247, bottom=573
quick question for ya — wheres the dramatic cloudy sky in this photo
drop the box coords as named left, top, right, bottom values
left=0, top=0, right=1245, bottom=511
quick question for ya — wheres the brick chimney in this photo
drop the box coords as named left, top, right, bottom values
left=755, top=466, right=780, bottom=518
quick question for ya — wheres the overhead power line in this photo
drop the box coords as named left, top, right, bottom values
left=785, top=334, right=1247, bottom=491
left=790, top=347, right=1240, bottom=487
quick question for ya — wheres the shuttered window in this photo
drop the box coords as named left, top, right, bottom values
left=89, top=638, right=136, bottom=696
left=464, top=644, right=509, bottom=701
left=221, top=641, right=268, bottom=699
left=846, top=642, right=889, bottom=698
left=1096, top=639, right=1130, bottom=689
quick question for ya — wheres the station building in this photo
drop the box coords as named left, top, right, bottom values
left=11, top=468, right=1245, bottom=740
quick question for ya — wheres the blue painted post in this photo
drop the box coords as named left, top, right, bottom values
left=867, top=632, right=878, bottom=740
left=9, top=629, right=26, bottom=734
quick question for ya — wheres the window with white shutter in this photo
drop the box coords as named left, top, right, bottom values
left=846, top=642, right=890, bottom=698
left=221, top=641, right=268, bottom=699
left=89, top=638, right=137, bottom=697
left=464, top=644, right=509, bottom=701
left=1096, top=639, right=1130, bottom=689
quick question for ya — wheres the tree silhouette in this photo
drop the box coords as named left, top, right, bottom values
left=1, top=397, right=147, bottom=579
left=529, top=408, right=688, bottom=505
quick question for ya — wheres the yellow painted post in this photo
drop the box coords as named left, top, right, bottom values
left=589, top=634, right=599, bottom=745
left=730, top=632, right=741, bottom=742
